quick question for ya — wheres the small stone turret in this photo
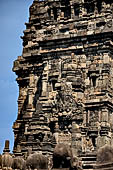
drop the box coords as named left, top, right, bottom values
left=3, top=140, right=10, bottom=153
left=2, top=140, right=13, bottom=169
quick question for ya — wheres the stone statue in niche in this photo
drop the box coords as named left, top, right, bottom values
left=89, top=110, right=99, bottom=126
left=102, top=111, right=108, bottom=122
left=82, top=137, right=94, bottom=153
left=50, top=59, right=60, bottom=73
left=19, top=87, right=27, bottom=98
left=55, top=81, right=77, bottom=114
left=53, top=122, right=60, bottom=144
left=87, top=138, right=94, bottom=152
left=43, top=132, right=53, bottom=143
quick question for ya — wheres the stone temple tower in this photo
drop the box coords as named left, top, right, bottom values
left=13, top=0, right=113, bottom=169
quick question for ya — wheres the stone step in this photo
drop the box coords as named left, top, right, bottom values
left=82, top=156, right=96, bottom=161
left=80, top=153, right=96, bottom=170
left=96, top=168, right=113, bottom=170
left=82, top=169, right=94, bottom=170
left=83, top=161, right=96, bottom=165
left=95, top=162, right=113, bottom=170
left=83, top=164, right=94, bottom=168
left=39, top=96, right=48, bottom=101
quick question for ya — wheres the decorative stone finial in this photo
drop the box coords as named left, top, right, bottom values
left=3, top=140, right=10, bottom=153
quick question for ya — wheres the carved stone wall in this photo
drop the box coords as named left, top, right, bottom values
left=12, top=0, right=113, bottom=169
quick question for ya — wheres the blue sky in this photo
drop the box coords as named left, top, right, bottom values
left=0, top=0, right=33, bottom=154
